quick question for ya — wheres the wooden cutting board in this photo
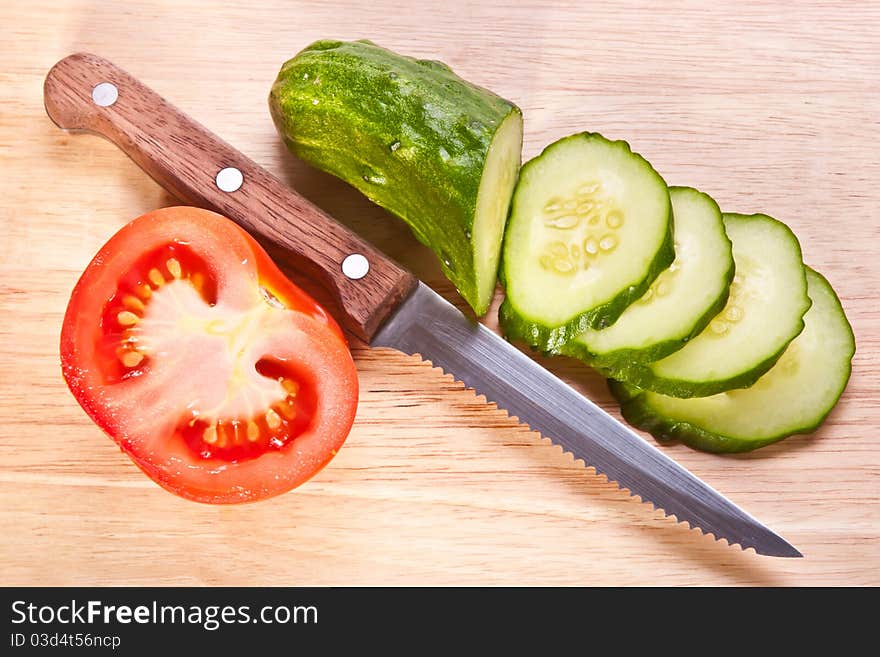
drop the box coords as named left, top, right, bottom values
left=1, top=0, right=877, bottom=586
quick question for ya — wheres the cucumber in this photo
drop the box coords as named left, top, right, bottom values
left=610, top=268, right=855, bottom=452
left=499, top=133, right=674, bottom=352
left=561, top=187, right=733, bottom=373
left=614, top=212, right=811, bottom=397
left=269, top=39, right=523, bottom=316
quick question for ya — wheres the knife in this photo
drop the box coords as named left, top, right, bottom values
left=44, top=53, right=801, bottom=557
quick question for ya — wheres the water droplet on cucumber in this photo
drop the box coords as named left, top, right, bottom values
left=362, top=169, right=386, bottom=185
left=441, top=252, right=456, bottom=272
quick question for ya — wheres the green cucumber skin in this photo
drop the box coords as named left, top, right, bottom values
left=609, top=378, right=782, bottom=453
left=499, top=133, right=675, bottom=354
left=564, top=279, right=731, bottom=377
left=613, top=213, right=810, bottom=398
left=628, top=335, right=792, bottom=398
left=269, top=39, right=522, bottom=316
left=560, top=187, right=735, bottom=374
left=609, top=270, right=856, bottom=453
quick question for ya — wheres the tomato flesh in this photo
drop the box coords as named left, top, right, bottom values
left=61, top=207, right=358, bottom=503
left=97, top=242, right=218, bottom=383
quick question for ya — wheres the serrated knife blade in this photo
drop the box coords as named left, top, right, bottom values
left=374, top=283, right=802, bottom=558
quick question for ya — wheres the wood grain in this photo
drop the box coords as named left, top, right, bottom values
left=1, top=0, right=878, bottom=586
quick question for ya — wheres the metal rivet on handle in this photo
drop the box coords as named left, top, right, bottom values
left=215, top=167, right=243, bottom=192
left=342, top=253, right=370, bottom=280
left=91, top=82, right=118, bottom=107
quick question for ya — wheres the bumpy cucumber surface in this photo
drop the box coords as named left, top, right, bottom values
left=562, top=187, right=733, bottom=373
left=269, top=39, right=523, bottom=316
left=615, top=212, right=811, bottom=397
left=610, top=268, right=854, bottom=453
left=499, top=133, right=673, bottom=352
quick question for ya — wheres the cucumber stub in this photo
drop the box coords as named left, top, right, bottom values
left=269, top=39, right=523, bottom=316
left=561, top=187, right=733, bottom=373
left=499, top=133, right=674, bottom=352
left=616, top=212, right=812, bottom=397
left=610, top=267, right=855, bottom=453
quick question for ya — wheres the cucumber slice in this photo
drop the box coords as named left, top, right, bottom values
left=616, top=212, right=811, bottom=397
left=473, top=113, right=523, bottom=311
left=561, top=187, right=733, bottom=373
left=269, top=39, right=523, bottom=316
left=499, top=133, right=673, bottom=352
left=610, top=268, right=855, bottom=452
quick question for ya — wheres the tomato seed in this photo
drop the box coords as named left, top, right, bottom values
left=119, top=351, right=143, bottom=368
left=117, top=310, right=139, bottom=326
left=123, top=295, right=145, bottom=312
left=148, top=268, right=165, bottom=287
left=266, top=409, right=282, bottom=429
left=166, top=258, right=182, bottom=279
left=203, top=425, right=218, bottom=444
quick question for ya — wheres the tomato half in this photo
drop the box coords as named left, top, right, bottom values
left=61, top=206, right=359, bottom=503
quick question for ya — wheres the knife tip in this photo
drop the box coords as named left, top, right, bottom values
left=752, top=534, right=803, bottom=558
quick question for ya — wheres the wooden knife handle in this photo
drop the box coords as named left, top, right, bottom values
left=43, top=52, right=417, bottom=341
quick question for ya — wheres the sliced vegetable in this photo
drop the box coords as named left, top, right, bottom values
left=60, top=207, right=359, bottom=504
left=269, top=39, right=523, bottom=316
left=610, top=267, right=854, bottom=452
left=614, top=212, right=811, bottom=397
left=499, top=132, right=673, bottom=352
left=562, top=187, right=733, bottom=374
